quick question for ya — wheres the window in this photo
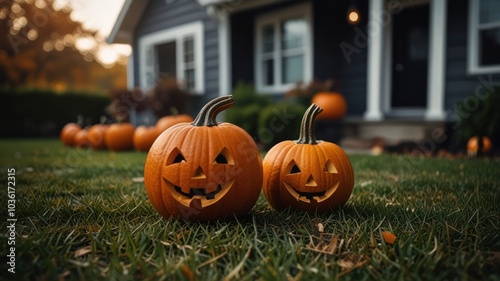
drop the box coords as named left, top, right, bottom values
left=255, top=3, right=312, bottom=93
left=468, top=0, right=500, bottom=74
left=139, top=22, right=204, bottom=93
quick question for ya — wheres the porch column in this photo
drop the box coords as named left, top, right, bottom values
left=217, top=9, right=232, bottom=96
left=425, top=0, right=447, bottom=120
left=364, top=0, right=384, bottom=121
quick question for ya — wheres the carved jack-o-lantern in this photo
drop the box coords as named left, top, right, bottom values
left=263, top=104, right=354, bottom=212
left=144, top=95, right=263, bottom=221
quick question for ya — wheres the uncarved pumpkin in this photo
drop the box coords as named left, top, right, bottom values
left=133, top=124, right=160, bottom=152
left=144, top=95, right=263, bottom=221
left=467, top=136, right=492, bottom=155
left=262, top=104, right=354, bottom=212
left=60, top=123, right=82, bottom=147
left=74, top=129, right=90, bottom=148
left=105, top=123, right=135, bottom=151
left=311, top=92, right=347, bottom=120
left=88, top=124, right=108, bottom=150
left=156, top=112, right=193, bottom=132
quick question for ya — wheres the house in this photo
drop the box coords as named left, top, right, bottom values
left=107, top=0, right=500, bottom=149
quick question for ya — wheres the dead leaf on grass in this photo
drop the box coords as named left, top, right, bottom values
left=305, top=235, right=339, bottom=255
left=316, top=223, right=324, bottom=233
left=381, top=231, right=397, bottom=244
left=337, top=253, right=369, bottom=277
left=132, top=177, right=144, bottom=183
left=74, top=245, right=92, bottom=257
left=180, top=265, right=195, bottom=281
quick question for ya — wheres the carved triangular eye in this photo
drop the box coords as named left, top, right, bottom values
left=290, top=164, right=301, bottom=174
left=214, top=154, right=228, bottom=164
left=324, top=160, right=337, bottom=173
left=213, top=148, right=233, bottom=164
left=173, top=153, right=186, bottom=163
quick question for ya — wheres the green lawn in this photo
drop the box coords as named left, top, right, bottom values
left=0, top=139, right=499, bottom=280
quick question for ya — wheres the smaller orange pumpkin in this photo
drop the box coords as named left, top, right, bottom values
left=311, top=92, right=347, bottom=120
left=105, top=122, right=135, bottom=151
left=156, top=108, right=193, bottom=132
left=74, top=129, right=90, bottom=148
left=133, top=121, right=160, bottom=152
left=467, top=136, right=492, bottom=156
left=88, top=117, right=109, bottom=150
left=60, top=116, right=84, bottom=147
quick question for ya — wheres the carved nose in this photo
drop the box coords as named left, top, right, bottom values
left=192, top=166, right=206, bottom=179
left=305, top=175, right=317, bottom=187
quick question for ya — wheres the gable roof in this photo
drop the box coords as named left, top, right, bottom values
left=106, top=0, right=149, bottom=44
left=106, top=0, right=230, bottom=44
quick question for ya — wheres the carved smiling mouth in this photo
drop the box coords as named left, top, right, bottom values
left=174, top=185, right=222, bottom=199
left=283, top=181, right=340, bottom=203
left=164, top=179, right=235, bottom=208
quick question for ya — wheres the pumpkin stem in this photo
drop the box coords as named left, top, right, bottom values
left=170, top=107, right=179, bottom=116
left=192, top=95, right=235, bottom=126
left=296, top=104, right=323, bottom=144
left=100, top=115, right=107, bottom=125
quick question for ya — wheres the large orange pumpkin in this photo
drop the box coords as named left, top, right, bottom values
left=156, top=110, right=193, bottom=132
left=144, top=95, right=263, bottom=221
left=105, top=123, right=135, bottom=151
left=133, top=123, right=160, bottom=152
left=60, top=122, right=82, bottom=147
left=467, top=136, right=492, bottom=156
left=262, top=104, right=354, bottom=212
left=87, top=124, right=108, bottom=150
left=311, top=92, right=347, bottom=120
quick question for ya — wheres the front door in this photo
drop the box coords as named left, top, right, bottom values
left=391, top=4, right=429, bottom=110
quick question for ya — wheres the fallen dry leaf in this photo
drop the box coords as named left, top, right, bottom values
left=181, top=265, right=195, bottom=281
left=316, top=223, right=324, bottom=233
left=305, top=235, right=339, bottom=255
left=381, top=231, right=397, bottom=244
left=132, top=177, right=144, bottom=183
left=337, top=253, right=369, bottom=277
left=74, top=245, right=92, bottom=257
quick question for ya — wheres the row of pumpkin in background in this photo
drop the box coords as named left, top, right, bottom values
left=60, top=113, right=194, bottom=152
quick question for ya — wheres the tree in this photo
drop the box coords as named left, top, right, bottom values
left=0, top=0, right=127, bottom=91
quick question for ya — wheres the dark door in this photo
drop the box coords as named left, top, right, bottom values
left=391, top=4, right=429, bottom=108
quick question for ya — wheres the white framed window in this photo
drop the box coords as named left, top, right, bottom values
left=255, top=3, right=313, bottom=93
left=468, top=0, right=500, bottom=74
left=139, top=21, right=204, bottom=94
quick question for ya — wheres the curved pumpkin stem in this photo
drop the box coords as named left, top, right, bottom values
left=296, top=103, right=323, bottom=144
left=192, top=95, right=235, bottom=127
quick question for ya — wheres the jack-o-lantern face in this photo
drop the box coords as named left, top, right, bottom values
left=162, top=147, right=238, bottom=208
left=283, top=159, right=340, bottom=203
left=144, top=95, right=263, bottom=221
left=262, top=104, right=354, bottom=212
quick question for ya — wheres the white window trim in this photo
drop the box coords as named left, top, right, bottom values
left=467, top=0, right=500, bottom=75
left=254, top=3, right=313, bottom=94
left=139, top=21, right=205, bottom=94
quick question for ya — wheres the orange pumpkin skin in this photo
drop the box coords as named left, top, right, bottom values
left=144, top=96, right=263, bottom=221
left=74, top=129, right=90, bottom=148
left=105, top=123, right=135, bottom=151
left=263, top=104, right=354, bottom=212
left=156, top=114, right=193, bottom=132
left=133, top=125, right=160, bottom=152
left=467, top=136, right=492, bottom=154
left=311, top=92, right=347, bottom=120
left=60, top=123, right=81, bottom=147
left=87, top=124, right=108, bottom=150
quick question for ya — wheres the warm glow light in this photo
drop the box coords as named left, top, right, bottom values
left=348, top=11, right=359, bottom=23
left=27, top=29, right=38, bottom=40
left=96, top=45, right=118, bottom=67
left=75, top=37, right=96, bottom=51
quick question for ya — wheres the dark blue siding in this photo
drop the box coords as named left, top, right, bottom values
left=132, top=0, right=219, bottom=111
left=445, top=0, right=500, bottom=112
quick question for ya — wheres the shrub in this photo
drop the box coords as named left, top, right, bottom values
left=0, top=87, right=110, bottom=137
left=225, top=82, right=271, bottom=140
left=258, top=102, right=306, bottom=150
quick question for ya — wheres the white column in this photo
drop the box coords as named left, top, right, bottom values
left=218, top=10, right=232, bottom=96
left=364, top=0, right=384, bottom=121
left=126, top=53, right=134, bottom=89
left=425, top=0, right=447, bottom=120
